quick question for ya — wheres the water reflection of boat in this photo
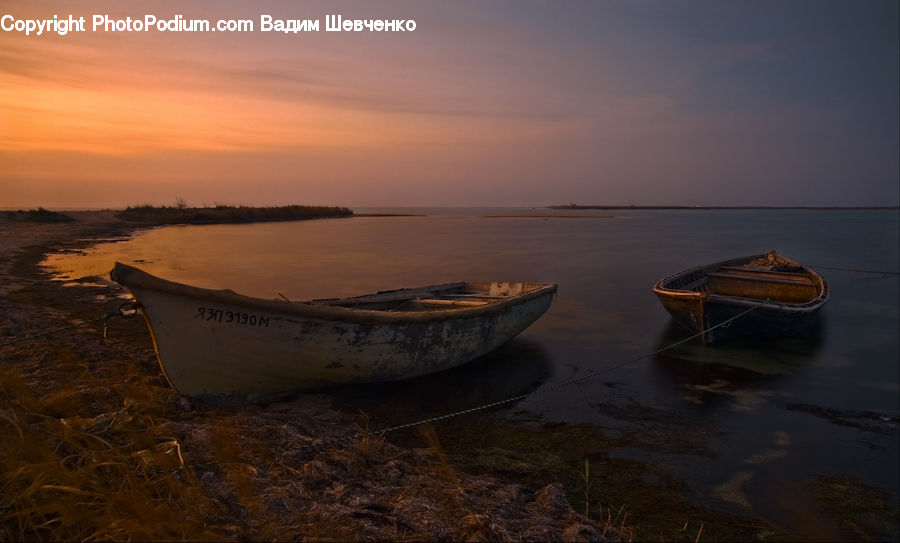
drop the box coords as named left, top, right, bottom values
left=653, top=318, right=825, bottom=378
left=651, top=319, right=825, bottom=409
left=110, top=262, right=556, bottom=403
left=329, top=339, right=553, bottom=421
left=652, top=251, right=829, bottom=343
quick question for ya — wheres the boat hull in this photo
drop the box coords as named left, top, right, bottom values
left=652, top=252, right=829, bottom=344
left=112, top=263, right=556, bottom=402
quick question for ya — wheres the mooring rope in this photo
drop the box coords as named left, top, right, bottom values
left=810, top=264, right=899, bottom=276
left=0, top=302, right=137, bottom=348
left=356, top=305, right=758, bottom=439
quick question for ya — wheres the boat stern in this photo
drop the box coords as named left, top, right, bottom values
left=652, top=284, right=708, bottom=336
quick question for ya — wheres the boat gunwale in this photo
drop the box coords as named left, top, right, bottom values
left=111, top=262, right=558, bottom=325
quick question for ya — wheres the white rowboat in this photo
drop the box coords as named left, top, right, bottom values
left=111, top=262, right=557, bottom=403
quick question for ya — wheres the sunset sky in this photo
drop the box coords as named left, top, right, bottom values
left=1, top=0, right=898, bottom=209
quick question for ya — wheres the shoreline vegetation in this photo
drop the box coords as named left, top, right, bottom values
left=1, top=207, right=77, bottom=223
left=2, top=208, right=896, bottom=541
left=115, top=204, right=353, bottom=225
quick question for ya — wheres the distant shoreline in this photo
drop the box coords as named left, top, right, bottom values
left=353, top=213, right=426, bottom=217
left=114, top=204, right=353, bottom=225
left=548, top=205, right=900, bottom=210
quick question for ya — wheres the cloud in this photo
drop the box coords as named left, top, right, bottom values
left=1, top=0, right=896, bottom=206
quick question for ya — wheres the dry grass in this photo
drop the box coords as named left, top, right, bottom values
left=0, top=367, right=230, bottom=542
left=1, top=349, right=622, bottom=542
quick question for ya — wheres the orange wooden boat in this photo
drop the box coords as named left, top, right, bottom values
left=653, top=251, right=829, bottom=343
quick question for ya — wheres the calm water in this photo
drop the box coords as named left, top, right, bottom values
left=45, top=208, right=900, bottom=531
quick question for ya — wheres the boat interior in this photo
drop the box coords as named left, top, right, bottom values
left=706, top=266, right=820, bottom=303
left=311, top=281, right=546, bottom=311
left=666, top=265, right=820, bottom=304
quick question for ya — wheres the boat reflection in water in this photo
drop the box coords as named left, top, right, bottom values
left=651, top=318, right=826, bottom=409
left=327, top=339, right=554, bottom=425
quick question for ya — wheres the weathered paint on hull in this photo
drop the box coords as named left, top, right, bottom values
left=655, top=291, right=706, bottom=334
left=112, top=264, right=556, bottom=402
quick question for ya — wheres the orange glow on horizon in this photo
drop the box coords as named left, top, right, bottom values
left=0, top=72, right=434, bottom=156
left=1, top=66, right=554, bottom=158
left=2, top=0, right=896, bottom=208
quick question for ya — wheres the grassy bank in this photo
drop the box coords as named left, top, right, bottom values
left=115, top=204, right=353, bottom=225
left=1, top=208, right=76, bottom=223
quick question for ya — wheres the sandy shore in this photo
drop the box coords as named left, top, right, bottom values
left=0, top=210, right=622, bottom=541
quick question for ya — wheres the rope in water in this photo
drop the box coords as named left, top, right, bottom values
left=356, top=305, right=758, bottom=439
